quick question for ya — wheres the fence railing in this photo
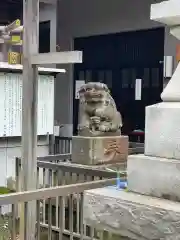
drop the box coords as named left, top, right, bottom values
left=37, top=153, right=71, bottom=163
left=0, top=177, right=115, bottom=240
left=53, top=137, right=72, bottom=154
left=52, top=136, right=144, bottom=156
left=5, top=138, right=143, bottom=240
left=14, top=156, right=118, bottom=240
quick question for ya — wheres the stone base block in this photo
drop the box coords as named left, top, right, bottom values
left=145, top=102, right=180, bottom=159
left=72, top=135, right=128, bottom=165
left=128, top=154, right=180, bottom=200
left=84, top=187, right=180, bottom=240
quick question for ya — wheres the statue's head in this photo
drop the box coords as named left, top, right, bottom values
left=79, top=82, right=109, bottom=102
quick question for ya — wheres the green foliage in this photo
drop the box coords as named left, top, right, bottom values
left=0, top=186, right=16, bottom=239
left=0, top=187, right=15, bottom=195
left=0, top=214, right=11, bottom=239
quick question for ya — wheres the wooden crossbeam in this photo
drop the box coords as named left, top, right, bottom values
left=31, top=51, right=83, bottom=65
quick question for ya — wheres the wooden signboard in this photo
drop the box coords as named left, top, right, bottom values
left=0, top=73, right=54, bottom=136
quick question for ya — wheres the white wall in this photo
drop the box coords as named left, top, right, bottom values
left=0, top=137, right=49, bottom=187
left=55, top=0, right=179, bottom=125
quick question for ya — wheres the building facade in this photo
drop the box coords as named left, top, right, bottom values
left=54, top=0, right=179, bottom=128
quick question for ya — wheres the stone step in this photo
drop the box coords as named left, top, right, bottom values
left=84, top=187, right=180, bottom=240
left=128, top=154, right=180, bottom=201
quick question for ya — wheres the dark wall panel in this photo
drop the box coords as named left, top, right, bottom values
left=39, top=21, right=50, bottom=53
left=74, top=28, right=164, bottom=69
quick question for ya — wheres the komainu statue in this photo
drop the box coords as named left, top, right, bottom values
left=78, top=82, right=122, bottom=136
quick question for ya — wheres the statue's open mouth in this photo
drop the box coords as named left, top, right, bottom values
left=85, top=92, right=102, bottom=98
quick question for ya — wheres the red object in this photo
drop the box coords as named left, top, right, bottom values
left=176, top=45, right=180, bottom=62
left=131, top=131, right=144, bottom=136
left=130, top=130, right=144, bottom=143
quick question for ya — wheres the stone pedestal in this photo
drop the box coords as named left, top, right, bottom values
left=128, top=102, right=180, bottom=201
left=72, top=135, right=128, bottom=165
left=128, top=66, right=180, bottom=200
left=145, top=102, right=180, bottom=159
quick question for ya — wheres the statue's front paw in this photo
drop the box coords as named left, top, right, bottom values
left=99, top=125, right=109, bottom=132
left=78, top=125, right=89, bottom=130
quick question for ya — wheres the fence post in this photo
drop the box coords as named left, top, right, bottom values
left=49, top=134, right=55, bottom=155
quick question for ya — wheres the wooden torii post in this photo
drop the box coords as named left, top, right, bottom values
left=20, top=0, right=82, bottom=239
